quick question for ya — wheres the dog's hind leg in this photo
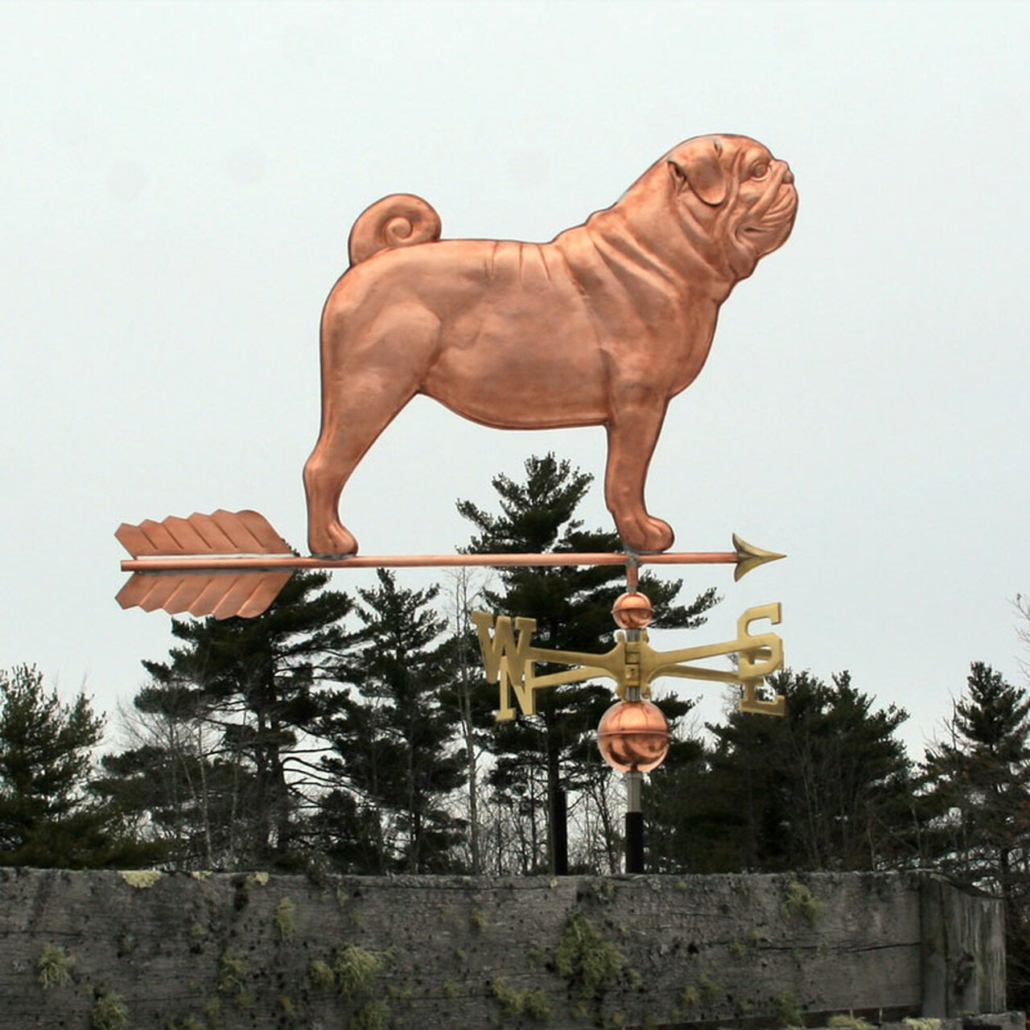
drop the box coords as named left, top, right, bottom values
left=304, top=307, right=435, bottom=557
left=603, top=394, right=674, bottom=553
left=304, top=374, right=419, bottom=556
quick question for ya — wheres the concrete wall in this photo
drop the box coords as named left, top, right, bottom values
left=0, top=867, right=1004, bottom=1029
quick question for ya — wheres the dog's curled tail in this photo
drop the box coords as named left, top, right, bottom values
left=347, top=193, right=442, bottom=266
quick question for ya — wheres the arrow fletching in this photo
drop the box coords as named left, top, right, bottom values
left=115, top=510, right=294, bottom=619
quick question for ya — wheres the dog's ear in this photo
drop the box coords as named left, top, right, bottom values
left=669, top=137, right=727, bottom=206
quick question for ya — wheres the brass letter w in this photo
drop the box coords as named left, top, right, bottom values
left=471, top=611, right=538, bottom=720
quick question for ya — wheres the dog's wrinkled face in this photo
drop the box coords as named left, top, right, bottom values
left=667, top=135, right=797, bottom=279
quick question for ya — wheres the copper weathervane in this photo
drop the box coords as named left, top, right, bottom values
left=116, top=134, right=798, bottom=829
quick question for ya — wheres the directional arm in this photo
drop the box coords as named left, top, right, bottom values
left=641, top=603, right=783, bottom=683
left=473, top=605, right=786, bottom=721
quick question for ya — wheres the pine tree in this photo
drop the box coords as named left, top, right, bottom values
left=632, top=710, right=708, bottom=873
left=923, top=662, right=1030, bottom=884
left=104, top=570, right=353, bottom=869
left=0, top=665, right=158, bottom=868
left=922, top=662, right=1030, bottom=1006
left=649, top=669, right=914, bottom=873
left=314, top=570, right=466, bottom=873
left=458, top=453, right=716, bottom=873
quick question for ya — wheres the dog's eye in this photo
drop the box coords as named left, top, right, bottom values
left=750, top=161, right=770, bottom=180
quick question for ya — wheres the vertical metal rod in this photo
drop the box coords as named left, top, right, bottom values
left=625, top=552, right=640, bottom=592
left=623, top=620, right=645, bottom=874
left=625, top=772, right=644, bottom=874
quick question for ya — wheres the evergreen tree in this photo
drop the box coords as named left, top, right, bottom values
left=649, top=669, right=914, bottom=873
left=315, top=570, right=466, bottom=873
left=458, top=454, right=716, bottom=873
left=0, top=665, right=158, bottom=868
left=922, top=662, right=1030, bottom=884
left=921, top=662, right=1030, bottom=1006
left=104, top=570, right=352, bottom=869
left=639, top=720, right=708, bottom=873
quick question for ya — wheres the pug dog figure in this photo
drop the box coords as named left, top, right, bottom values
left=304, top=134, right=797, bottom=557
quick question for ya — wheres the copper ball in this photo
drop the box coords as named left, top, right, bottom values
left=597, top=700, right=670, bottom=773
left=612, top=591, right=653, bottom=629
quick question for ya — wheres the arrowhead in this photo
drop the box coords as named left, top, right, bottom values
left=732, top=533, right=786, bottom=582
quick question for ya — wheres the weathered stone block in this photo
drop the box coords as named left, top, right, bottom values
left=0, top=868, right=1006, bottom=1029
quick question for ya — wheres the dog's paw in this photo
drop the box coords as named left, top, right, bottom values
left=308, top=521, right=359, bottom=559
left=619, top=515, right=674, bottom=554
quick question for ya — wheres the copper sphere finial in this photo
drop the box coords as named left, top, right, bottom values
left=612, top=591, right=653, bottom=630
left=597, top=699, right=670, bottom=773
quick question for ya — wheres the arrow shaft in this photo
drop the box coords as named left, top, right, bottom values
left=121, top=551, right=739, bottom=574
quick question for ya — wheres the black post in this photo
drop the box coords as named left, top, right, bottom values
left=625, top=770, right=644, bottom=873
left=553, top=787, right=569, bottom=875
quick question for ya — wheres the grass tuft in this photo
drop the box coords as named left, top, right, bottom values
left=91, top=990, right=130, bottom=1030
left=37, top=943, right=74, bottom=989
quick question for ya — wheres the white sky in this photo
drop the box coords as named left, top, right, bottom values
left=1, top=0, right=1027, bottom=760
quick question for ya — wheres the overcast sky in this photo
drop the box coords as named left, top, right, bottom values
left=1, top=0, right=1027, bottom=759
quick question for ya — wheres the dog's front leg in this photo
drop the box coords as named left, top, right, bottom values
left=603, top=390, right=674, bottom=553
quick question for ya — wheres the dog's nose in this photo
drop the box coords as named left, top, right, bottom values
left=782, top=166, right=794, bottom=185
